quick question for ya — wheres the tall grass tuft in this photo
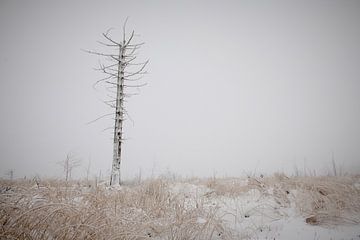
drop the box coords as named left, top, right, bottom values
left=0, top=178, right=229, bottom=239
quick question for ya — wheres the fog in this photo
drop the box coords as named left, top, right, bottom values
left=1, top=0, right=360, bottom=180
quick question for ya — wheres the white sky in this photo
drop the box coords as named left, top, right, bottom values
left=1, top=0, right=360, bottom=179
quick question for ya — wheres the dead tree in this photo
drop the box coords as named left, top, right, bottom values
left=58, top=152, right=81, bottom=181
left=6, top=169, right=14, bottom=181
left=86, top=21, right=148, bottom=186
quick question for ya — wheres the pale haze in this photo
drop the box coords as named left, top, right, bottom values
left=1, top=0, right=360, bottom=179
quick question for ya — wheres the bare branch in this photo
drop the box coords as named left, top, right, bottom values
left=123, top=109, right=135, bottom=126
left=93, top=62, right=118, bottom=71
left=81, top=49, right=116, bottom=57
left=101, top=69, right=119, bottom=77
left=97, top=40, right=119, bottom=47
left=105, top=28, right=114, bottom=36
left=86, top=113, right=114, bottom=125
left=92, top=75, right=115, bottom=89
left=124, top=30, right=135, bottom=47
left=102, top=126, right=114, bottom=132
left=122, top=17, right=129, bottom=44
left=124, top=44, right=140, bottom=56
left=102, top=100, right=115, bottom=108
left=124, top=60, right=149, bottom=77
left=102, top=31, right=122, bottom=46
left=126, top=42, right=145, bottom=47
left=124, top=75, right=145, bottom=81
left=106, top=94, right=116, bottom=100
left=126, top=61, right=149, bottom=66
left=124, top=83, right=147, bottom=88
left=110, top=56, right=122, bottom=62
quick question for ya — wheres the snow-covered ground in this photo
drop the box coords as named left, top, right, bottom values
left=1, top=175, right=359, bottom=239
left=169, top=176, right=360, bottom=239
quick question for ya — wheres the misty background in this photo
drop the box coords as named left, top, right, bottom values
left=1, top=0, right=360, bottom=180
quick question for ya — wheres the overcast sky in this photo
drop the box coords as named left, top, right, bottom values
left=1, top=0, right=360, bottom=180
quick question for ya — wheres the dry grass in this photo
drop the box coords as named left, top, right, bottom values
left=1, top=175, right=360, bottom=239
left=201, top=177, right=251, bottom=197
left=198, top=173, right=360, bottom=226
left=289, top=175, right=360, bottom=225
left=0, top=178, right=229, bottom=240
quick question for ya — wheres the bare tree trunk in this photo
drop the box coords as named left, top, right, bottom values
left=111, top=45, right=125, bottom=185
left=86, top=159, right=91, bottom=183
left=86, top=21, right=148, bottom=186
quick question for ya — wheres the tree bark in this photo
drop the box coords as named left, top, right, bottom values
left=110, top=45, right=125, bottom=186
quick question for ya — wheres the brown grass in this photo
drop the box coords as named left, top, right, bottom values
left=0, top=178, right=229, bottom=240
left=198, top=173, right=360, bottom=226
left=289, top=175, right=360, bottom=225
left=1, top=175, right=359, bottom=239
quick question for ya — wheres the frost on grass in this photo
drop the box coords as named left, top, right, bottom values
left=0, top=178, right=228, bottom=239
left=1, top=175, right=360, bottom=240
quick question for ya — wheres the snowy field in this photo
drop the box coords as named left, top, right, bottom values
left=1, top=174, right=360, bottom=239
